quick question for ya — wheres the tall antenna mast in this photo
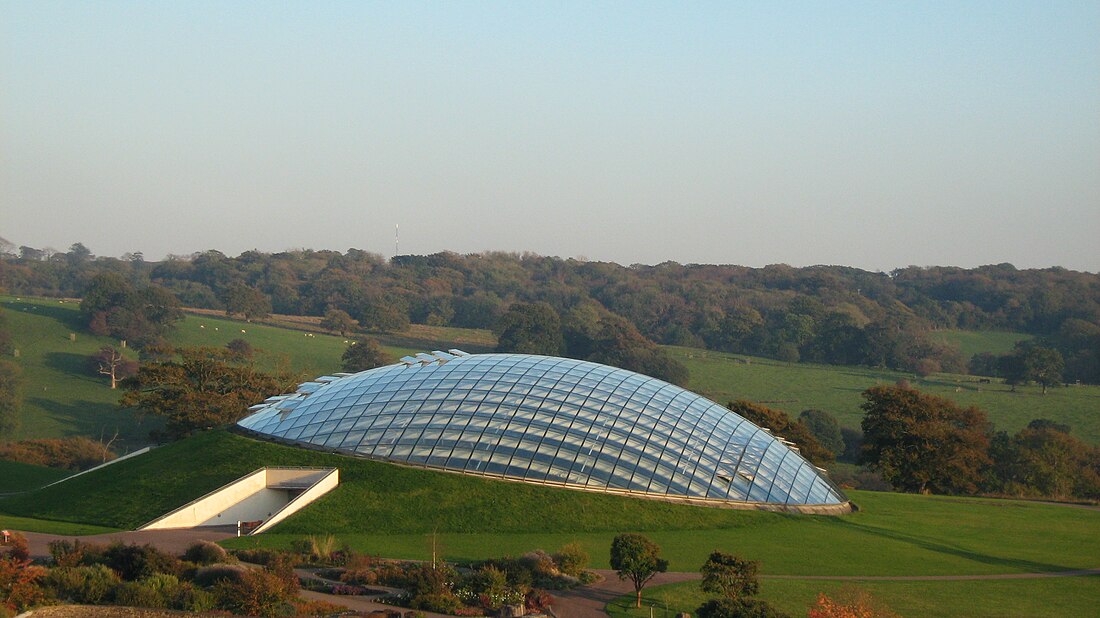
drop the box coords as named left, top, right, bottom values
left=395, top=224, right=399, bottom=258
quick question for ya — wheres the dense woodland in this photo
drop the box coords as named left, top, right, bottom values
left=1, top=241, right=1098, bottom=384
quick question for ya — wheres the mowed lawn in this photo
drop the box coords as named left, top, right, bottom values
left=0, top=297, right=153, bottom=447
left=670, top=347, right=1100, bottom=445
left=3, top=431, right=1096, bottom=579
left=607, top=575, right=1100, bottom=618
left=0, top=459, right=71, bottom=493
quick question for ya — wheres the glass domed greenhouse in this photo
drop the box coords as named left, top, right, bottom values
left=237, top=351, right=849, bottom=513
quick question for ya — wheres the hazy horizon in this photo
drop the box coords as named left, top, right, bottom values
left=3, top=2, right=1098, bottom=272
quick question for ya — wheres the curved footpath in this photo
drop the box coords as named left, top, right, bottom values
left=15, top=530, right=1100, bottom=618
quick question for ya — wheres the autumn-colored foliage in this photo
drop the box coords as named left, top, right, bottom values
left=860, top=385, right=991, bottom=494
left=0, top=436, right=116, bottom=470
left=807, top=587, right=899, bottom=618
left=120, top=345, right=298, bottom=439
left=0, top=533, right=47, bottom=613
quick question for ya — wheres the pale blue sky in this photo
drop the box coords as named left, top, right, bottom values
left=3, top=2, right=1098, bottom=271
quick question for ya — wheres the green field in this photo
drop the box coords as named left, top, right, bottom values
left=0, top=459, right=71, bottom=493
left=4, top=296, right=1098, bottom=450
left=607, top=575, right=1100, bottom=618
left=1, top=297, right=153, bottom=447
left=0, top=296, right=481, bottom=451
left=671, top=347, right=1100, bottom=445
left=2, top=430, right=1097, bottom=579
left=2, top=430, right=1096, bottom=617
left=934, top=329, right=1032, bottom=359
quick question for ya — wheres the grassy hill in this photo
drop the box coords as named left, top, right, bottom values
left=2, top=430, right=1096, bottom=617
left=1, top=297, right=154, bottom=447
left=4, top=296, right=1098, bottom=450
left=672, top=347, right=1100, bottom=445
left=0, top=296, right=491, bottom=451
left=934, top=328, right=1032, bottom=359
left=0, top=459, right=71, bottom=493
left=1, top=430, right=1097, bottom=579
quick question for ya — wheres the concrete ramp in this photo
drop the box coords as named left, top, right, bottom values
left=138, top=467, right=338, bottom=535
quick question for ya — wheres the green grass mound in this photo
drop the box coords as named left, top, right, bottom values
left=0, top=459, right=72, bottom=493
left=2, top=430, right=1097, bottom=579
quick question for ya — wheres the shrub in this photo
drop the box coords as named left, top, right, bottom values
left=104, top=542, right=183, bottom=581
left=114, top=580, right=169, bottom=609
left=410, top=592, right=462, bottom=614
left=231, top=547, right=279, bottom=566
left=554, top=542, right=589, bottom=577
left=519, top=550, right=558, bottom=578
left=525, top=589, right=553, bottom=612
left=214, top=568, right=295, bottom=617
left=0, top=555, right=47, bottom=613
left=409, top=563, right=456, bottom=598
left=0, top=436, right=115, bottom=470
left=45, top=564, right=119, bottom=604
left=192, top=563, right=248, bottom=587
left=2, top=534, right=28, bottom=563
left=172, top=582, right=217, bottom=612
left=807, top=587, right=900, bottom=618
left=183, top=541, right=229, bottom=565
left=48, top=539, right=80, bottom=567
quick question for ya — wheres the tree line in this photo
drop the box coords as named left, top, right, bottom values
left=1, top=241, right=1098, bottom=383
left=724, top=386, right=1099, bottom=502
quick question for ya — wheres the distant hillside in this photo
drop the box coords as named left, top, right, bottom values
left=0, top=296, right=470, bottom=450
left=3, top=249, right=1097, bottom=382
left=3, top=295, right=1098, bottom=450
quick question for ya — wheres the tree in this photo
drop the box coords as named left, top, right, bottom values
left=585, top=313, right=689, bottom=386
left=494, top=302, right=564, bottom=356
left=799, top=409, right=845, bottom=457
left=0, top=360, right=23, bottom=439
left=226, top=338, right=255, bottom=359
left=321, top=308, right=358, bottom=336
left=1001, top=343, right=1064, bottom=394
left=776, top=342, right=800, bottom=365
left=700, top=551, right=759, bottom=601
left=727, top=400, right=834, bottom=466
left=120, top=346, right=297, bottom=439
left=989, top=424, right=1100, bottom=500
left=88, top=346, right=138, bottom=389
left=222, top=283, right=271, bottom=320
left=341, top=338, right=392, bottom=373
left=80, top=273, right=182, bottom=347
left=860, top=385, right=991, bottom=494
left=609, top=533, right=668, bottom=608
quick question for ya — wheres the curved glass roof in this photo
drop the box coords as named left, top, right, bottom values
left=238, top=352, right=845, bottom=507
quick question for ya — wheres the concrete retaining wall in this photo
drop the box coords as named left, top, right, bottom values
left=253, top=468, right=339, bottom=534
left=138, top=467, right=338, bottom=532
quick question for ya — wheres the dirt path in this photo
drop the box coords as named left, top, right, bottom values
left=17, top=527, right=237, bottom=559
